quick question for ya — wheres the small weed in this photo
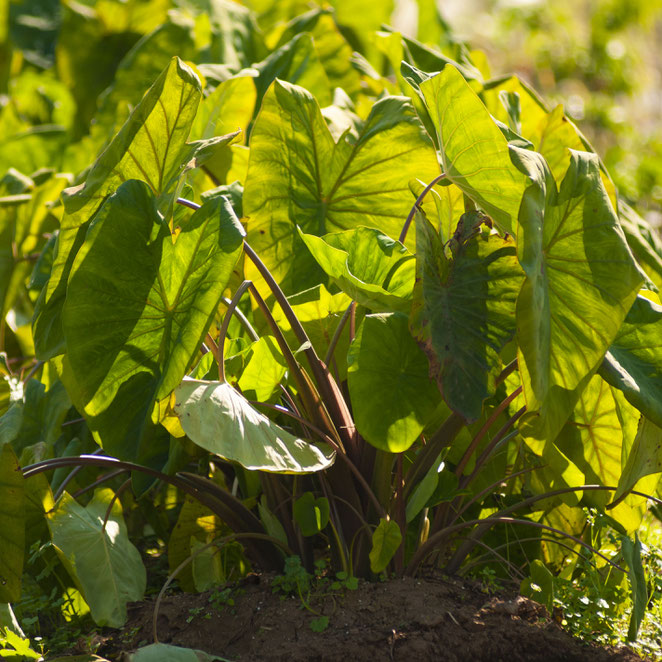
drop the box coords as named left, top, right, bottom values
left=309, top=616, right=329, bottom=632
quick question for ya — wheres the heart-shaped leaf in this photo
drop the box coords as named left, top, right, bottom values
left=62, top=180, right=244, bottom=461
left=47, top=490, right=146, bottom=627
left=417, top=64, right=527, bottom=235
left=369, top=518, right=401, bottom=574
left=243, top=78, right=439, bottom=297
left=514, top=147, right=643, bottom=442
left=34, top=57, right=207, bottom=360
left=348, top=313, right=441, bottom=452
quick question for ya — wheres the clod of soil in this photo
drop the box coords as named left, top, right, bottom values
left=96, top=573, right=648, bottom=662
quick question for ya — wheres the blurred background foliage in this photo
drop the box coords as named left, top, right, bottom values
left=436, top=0, right=662, bottom=224
left=1, top=0, right=660, bottom=220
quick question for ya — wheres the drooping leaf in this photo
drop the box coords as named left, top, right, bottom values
left=61, top=181, right=244, bottom=461
left=34, top=57, right=204, bottom=360
left=369, top=518, right=401, bottom=574
left=514, top=147, right=644, bottom=443
left=600, top=295, right=662, bottom=428
left=418, top=65, right=527, bottom=235
left=299, top=226, right=415, bottom=313
left=244, top=79, right=439, bottom=297
left=0, top=444, right=24, bottom=603
left=410, top=210, right=523, bottom=421
left=173, top=379, right=335, bottom=473
left=47, top=490, right=146, bottom=627
left=347, top=313, right=440, bottom=452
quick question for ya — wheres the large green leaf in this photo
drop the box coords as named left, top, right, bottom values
left=347, top=313, right=440, bottom=452
left=243, top=79, right=439, bottom=297
left=173, top=379, right=335, bottom=473
left=612, top=417, right=662, bottom=506
left=410, top=210, right=523, bottom=421
left=554, top=374, right=649, bottom=531
left=514, top=148, right=643, bottom=442
left=600, top=295, right=662, bottom=428
left=418, top=65, right=527, bottom=235
left=34, top=57, right=204, bottom=360
left=47, top=490, right=146, bottom=628
left=0, top=444, right=24, bottom=603
left=61, top=181, right=244, bottom=460
left=299, top=226, right=415, bottom=313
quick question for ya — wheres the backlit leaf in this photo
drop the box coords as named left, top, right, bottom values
left=299, top=226, right=415, bottom=313
left=244, top=79, right=439, bottom=297
left=514, top=147, right=643, bottom=443
left=419, top=65, right=527, bottom=235
left=34, top=57, right=203, bottom=360
left=61, top=181, right=244, bottom=461
left=369, top=518, right=401, bottom=574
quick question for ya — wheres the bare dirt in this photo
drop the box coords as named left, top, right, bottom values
left=90, top=572, right=650, bottom=662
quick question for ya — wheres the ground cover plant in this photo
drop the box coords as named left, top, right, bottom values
left=1, top=0, right=662, bottom=658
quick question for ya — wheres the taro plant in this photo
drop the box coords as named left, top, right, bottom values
left=1, top=0, right=662, bottom=650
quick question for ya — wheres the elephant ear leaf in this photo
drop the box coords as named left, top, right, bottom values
left=418, top=64, right=527, bottom=236
left=243, top=79, right=439, bottom=298
left=514, top=147, right=643, bottom=445
left=61, top=181, right=244, bottom=463
left=34, top=57, right=213, bottom=360
left=410, top=209, right=523, bottom=421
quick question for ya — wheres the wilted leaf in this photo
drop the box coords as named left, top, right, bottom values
left=173, top=379, right=335, bottom=473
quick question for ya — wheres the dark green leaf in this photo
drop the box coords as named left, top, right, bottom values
left=0, top=444, right=24, bottom=602
left=369, top=518, right=401, bottom=574
left=411, top=210, right=523, bottom=421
